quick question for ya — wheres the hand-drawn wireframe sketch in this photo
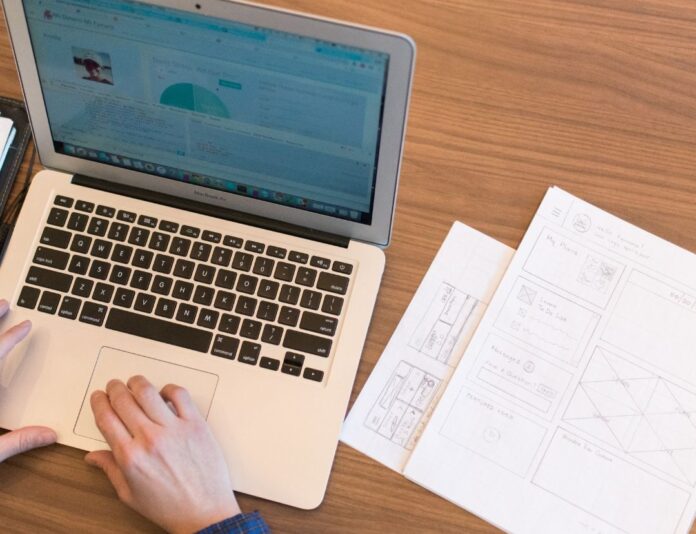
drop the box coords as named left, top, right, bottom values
left=564, top=346, right=696, bottom=486
left=577, top=255, right=617, bottom=294
left=409, top=283, right=479, bottom=366
left=495, top=278, right=599, bottom=367
left=365, top=361, right=442, bottom=450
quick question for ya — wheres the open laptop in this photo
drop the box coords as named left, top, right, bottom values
left=0, top=0, right=414, bottom=508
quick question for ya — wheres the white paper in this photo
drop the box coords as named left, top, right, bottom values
left=341, top=222, right=513, bottom=471
left=405, top=187, right=696, bottom=534
left=0, top=117, right=15, bottom=168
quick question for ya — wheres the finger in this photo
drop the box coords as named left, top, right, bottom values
left=126, top=375, right=175, bottom=426
left=106, top=379, right=153, bottom=436
left=0, top=426, right=56, bottom=462
left=84, top=450, right=133, bottom=505
left=91, top=389, right=132, bottom=447
left=160, top=383, right=200, bottom=420
left=0, top=320, right=31, bottom=360
left=0, top=299, right=9, bottom=319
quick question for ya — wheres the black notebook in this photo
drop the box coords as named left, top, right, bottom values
left=0, top=96, right=31, bottom=222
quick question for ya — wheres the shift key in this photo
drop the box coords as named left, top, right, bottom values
left=283, top=330, right=332, bottom=357
left=26, top=266, right=73, bottom=292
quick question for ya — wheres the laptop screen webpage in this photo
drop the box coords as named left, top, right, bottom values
left=22, top=0, right=390, bottom=224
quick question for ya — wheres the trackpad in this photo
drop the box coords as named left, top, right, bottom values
left=74, top=347, right=219, bottom=443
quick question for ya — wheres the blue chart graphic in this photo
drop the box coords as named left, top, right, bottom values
left=160, top=83, right=230, bottom=118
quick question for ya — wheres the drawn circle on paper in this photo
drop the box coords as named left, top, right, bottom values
left=573, top=213, right=592, bottom=233
left=523, top=360, right=535, bottom=373
left=483, top=427, right=501, bottom=443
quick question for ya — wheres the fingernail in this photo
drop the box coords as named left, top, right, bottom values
left=17, top=320, right=32, bottom=334
left=40, top=429, right=57, bottom=443
left=0, top=300, right=9, bottom=315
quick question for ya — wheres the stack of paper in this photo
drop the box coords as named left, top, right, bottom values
left=343, top=187, right=696, bottom=534
left=0, top=117, right=16, bottom=170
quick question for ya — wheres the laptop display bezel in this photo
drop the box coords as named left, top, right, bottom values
left=3, top=0, right=415, bottom=246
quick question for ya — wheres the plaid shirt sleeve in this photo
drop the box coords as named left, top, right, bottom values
left=196, top=511, right=270, bottom=534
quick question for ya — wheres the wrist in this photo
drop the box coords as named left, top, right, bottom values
left=169, top=500, right=242, bottom=534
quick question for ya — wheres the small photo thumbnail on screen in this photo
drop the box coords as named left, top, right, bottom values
left=73, top=48, right=114, bottom=85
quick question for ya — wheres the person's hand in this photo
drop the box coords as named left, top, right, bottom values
left=85, top=376, right=241, bottom=533
left=0, top=299, right=57, bottom=462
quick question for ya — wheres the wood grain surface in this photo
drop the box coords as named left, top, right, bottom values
left=1, top=0, right=696, bottom=532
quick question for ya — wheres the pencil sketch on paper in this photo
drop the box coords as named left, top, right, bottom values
left=364, top=361, right=442, bottom=450
left=564, top=346, right=696, bottom=486
left=408, top=282, right=479, bottom=366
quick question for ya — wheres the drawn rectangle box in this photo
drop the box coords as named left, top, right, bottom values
left=523, top=227, right=624, bottom=309
left=469, top=334, right=572, bottom=420
left=533, top=430, right=689, bottom=534
left=440, top=389, right=546, bottom=477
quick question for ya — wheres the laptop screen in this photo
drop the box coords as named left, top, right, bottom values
left=22, top=0, right=390, bottom=224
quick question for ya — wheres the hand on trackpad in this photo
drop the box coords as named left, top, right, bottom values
left=74, top=347, right=219, bottom=443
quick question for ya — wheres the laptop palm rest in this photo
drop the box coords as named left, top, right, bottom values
left=74, top=346, right=219, bottom=442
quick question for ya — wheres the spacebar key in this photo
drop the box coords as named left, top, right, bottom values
left=105, top=309, right=212, bottom=353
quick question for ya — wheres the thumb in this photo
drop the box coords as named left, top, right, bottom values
left=0, top=426, right=56, bottom=462
left=85, top=450, right=132, bottom=504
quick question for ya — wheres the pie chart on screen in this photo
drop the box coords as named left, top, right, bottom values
left=160, top=83, right=230, bottom=118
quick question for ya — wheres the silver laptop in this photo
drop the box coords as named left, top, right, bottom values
left=0, top=0, right=414, bottom=508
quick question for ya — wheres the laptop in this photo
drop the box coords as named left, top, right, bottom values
left=0, top=0, right=414, bottom=509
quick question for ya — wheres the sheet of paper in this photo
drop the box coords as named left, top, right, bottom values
left=341, top=222, right=514, bottom=472
left=405, top=187, right=696, bottom=534
left=0, top=117, right=15, bottom=169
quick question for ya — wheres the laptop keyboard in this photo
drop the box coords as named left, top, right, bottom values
left=17, top=194, right=355, bottom=384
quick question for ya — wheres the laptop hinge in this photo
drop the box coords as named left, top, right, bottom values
left=71, top=175, right=350, bottom=248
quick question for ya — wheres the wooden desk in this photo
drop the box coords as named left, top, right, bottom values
left=2, top=0, right=696, bottom=532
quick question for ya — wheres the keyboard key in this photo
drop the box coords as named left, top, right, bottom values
left=33, top=246, right=69, bottom=270
left=310, top=256, right=331, bottom=269
left=159, top=220, right=179, bottom=233
left=235, top=295, right=257, bottom=316
left=173, top=259, right=195, bottom=279
left=96, top=205, right=115, bottom=218
left=87, top=217, right=109, bottom=237
left=149, top=232, right=170, bottom=252
left=138, top=215, right=157, bottom=228
left=54, top=195, right=74, bottom=208
left=279, top=285, right=300, bottom=305
left=289, top=251, right=308, bottom=264
left=75, top=200, right=94, bottom=213
left=191, top=242, right=212, bottom=262
left=303, top=368, right=324, bottom=382
left=193, top=286, right=214, bottom=306
left=215, top=269, right=236, bottom=289
left=72, top=277, right=94, bottom=298
left=130, top=270, right=152, bottom=290
left=93, top=282, right=114, bottom=303
left=71, top=234, right=92, bottom=254
left=274, top=262, right=295, bottom=282
left=128, top=227, right=150, bottom=247
left=332, top=261, right=353, bottom=275
left=91, top=239, right=112, bottom=259
left=29, top=288, right=61, bottom=316
left=245, top=241, right=264, bottom=253
left=170, top=237, right=191, bottom=256
left=152, top=275, right=173, bottom=295
left=213, top=290, right=235, bottom=311
left=282, top=363, right=301, bottom=377
left=322, top=294, right=344, bottom=316
left=153, top=254, right=174, bottom=274
left=194, top=265, right=216, bottom=284
left=134, top=292, right=156, bottom=313
left=68, top=255, right=90, bottom=275
left=88, top=260, right=110, bottom=280
left=283, top=330, right=332, bottom=357
left=105, top=309, right=212, bottom=352
left=202, top=230, right=221, bottom=243
left=80, top=302, right=108, bottom=326
left=317, top=272, right=350, bottom=295
left=108, top=222, right=130, bottom=242
left=197, top=308, right=219, bottom=329
left=40, top=227, right=71, bottom=249
left=132, top=249, right=154, bottom=269
left=211, top=246, right=232, bottom=267
left=26, top=266, right=72, bottom=292
left=47, top=207, right=69, bottom=227
left=259, top=357, right=280, bottom=371
left=17, top=286, right=40, bottom=309
left=252, top=257, right=274, bottom=277
left=231, top=252, right=253, bottom=272
left=181, top=225, right=200, bottom=238
left=112, top=244, right=133, bottom=264
left=258, top=280, right=279, bottom=300
left=236, top=274, right=257, bottom=295
left=58, top=296, right=81, bottom=319
left=300, top=311, right=338, bottom=336
left=295, top=267, right=317, bottom=287
left=114, top=288, right=135, bottom=308
left=109, top=265, right=131, bottom=285
left=238, top=341, right=260, bottom=365
left=172, top=280, right=194, bottom=300
left=240, top=319, right=261, bottom=339
left=211, top=334, right=239, bottom=360
left=256, top=301, right=278, bottom=322
left=155, top=298, right=176, bottom=318
left=284, top=351, right=304, bottom=367
left=67, top=212, right=89, bottom=232
left=117, top=210, right=136, bottom=223
left=266, top=246, right=286, bottom=259
left=219, top=314, right=240, bottom=334
left=223, top=235, right=243, bottom=248
left=278, top=306, right=299, bottom=327
left=261, top=324, right=283, bottom=345
left=300, top=289, right=321, bottom=310
left=175, top=303, right=198, bottom=324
